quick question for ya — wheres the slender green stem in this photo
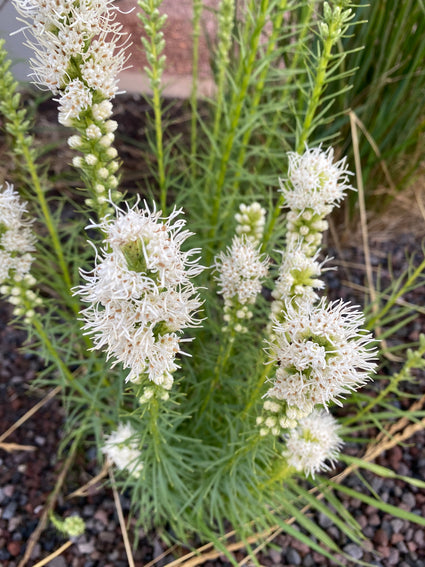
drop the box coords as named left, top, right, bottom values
left=153, top=87, right=166, bottom=212
left=344, top=341, right=425, bottom=429
left=207, top=0, right=270, bottom=258
left=366, top=257, right=425, bottom=331
left=20, top=141, right=74, bottom=291
left=190, top=0, right=203, bottom=180
left=204, top=0, right=235, bottom=184
left=262, top=9, right=342, bottom=251
left=197, top=327, right=237, bottom=418
left=242, top=360, right=274, bottom=417
left=231, top=0, right=289, bottom=195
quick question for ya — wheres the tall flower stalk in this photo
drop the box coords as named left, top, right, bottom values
left=12, top=0, right=130, bottom=215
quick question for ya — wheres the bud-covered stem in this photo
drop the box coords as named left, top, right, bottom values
left=138, top=0, right=167, bottom=212
left=0, top=41, right=74, bottom=299
left=207, top=0, right=270, bottom=256
left=262, top=1, right=353, bottom=251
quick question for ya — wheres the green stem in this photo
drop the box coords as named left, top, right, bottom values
left=190, top=0, right=203, bottom=180
left=242, top=359, right=274, bottom=417
left=366, top=257, right=425, bottom=331
left=231, top=0, right=289, bottom=194
left=153, top=86, right=166, bottom=212
left=204, top=0, right=235, bottom=186
left=344, top=339, right=425, bottom=427
left=207, top=0, right=270, bottom=259
left=197, top=327, right=236, bottom=419
left=262, top=8, right=341, bottom=251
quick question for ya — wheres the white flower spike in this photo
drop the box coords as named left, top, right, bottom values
left=266, top=298, right=377, bottom=414
left=75, top=201, right=203, bottom=387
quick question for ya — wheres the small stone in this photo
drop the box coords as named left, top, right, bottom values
left=407, top=541, right=417, bottom=552
left=374, top=529, right=389, bottom=546
left=35, top=435, right=46, bottom=446
left=49, top=557, right=67, bottom=567
left=3, top=485, right=15, bottom=498
left=369, top=513, right=381, bottom=526
left=302, top=554, right=315, bottom=567
left=94, top=509, right=108, bottom=526
left=318, top=512, right=333, bottom=529
left=99, top=531, right=115, bottom=544
left=391, top=533, right=404, bottom=544
left=391, top=518, right=404, bottom=533
left=8, top=516, right=21, bottom=531
left=386, top=549, right=400, bottom=566
left=286, top=548, right=301, bottom=565
left=7, top=541, right=21, bottom=557
left=401, top=492, right=416, bottom=511
left=269, top=548, right=282, bottom=564
left=343, top=543, right=363, bottom=560
left=2, top=502, right=17, bottom=520
left=396, top=541, right=408, bottom=553
left=77, top=540, right=96, bottom=554
left=414, top=529, right=424, bottom=546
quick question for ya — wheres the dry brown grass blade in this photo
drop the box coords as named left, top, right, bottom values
left=0, top=442, right=36, bottom=452
left=349, top=111, right=377, bottom=311
left=31, top=541, right=73, bottom=567
left=0, top=385, right=61, bottom=444
left=109, top=466, right=136, bottom=567
left=66, top=459, right=109, bottom=498
left=415, top=186, right=425, bottom=223
left=17, top=445, right=76, bottom=567
left=348, top=111, right=397, bottom=193
left=165, top=398, right=425, bottom=567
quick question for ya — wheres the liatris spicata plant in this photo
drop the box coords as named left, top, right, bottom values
left=1, top=0, right=425, bottom=562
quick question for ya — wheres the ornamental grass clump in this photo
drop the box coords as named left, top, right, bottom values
left=1, top=0, right=425, bottom=563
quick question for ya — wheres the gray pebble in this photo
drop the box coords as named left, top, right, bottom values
left=414, top=529, right=425, bottom=546
left=318, top=511, right=333, bottom=529
left=371, top=476, right=384, bottom=491
left=99, top=531, right=115, bottom=543
left=2, top=501, right=17, bottom=520
left=302, top=554, right=315, bottom=567
left=401, top=491, right=416, bottom=510
left=48, top=557, right=67, bottom=567
left=391, top=518, right=405, bottom=533
left=286, top=548, right=301, bottom=565
left=77, top=539, right=96, bottom=554
left=268, top=548, right=281, bottom=564
left=397, top=541, right=408, bottom=553
left=343, top=543, right=363, bottom=560
left=387, top=549, right=400, bottom=566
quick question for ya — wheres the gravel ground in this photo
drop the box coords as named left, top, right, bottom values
left=0, top=96, right=424, bottom=566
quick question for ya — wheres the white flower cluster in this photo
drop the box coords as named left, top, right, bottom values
left=280, top=146, right=354, bottom=253
left=235, top=202, right=266, bottom=245
left=214, top=236, right=268, bottom=332
left=13, top=0, right=130, bottom=124
left=102, top=423, right=144, bottom=478
left=0, top=184, right=40, bottom=322
left=76, top=202, right=203, bottom=387
left=266, top=299, right=377, bottom=415
left=282, top=410, right=343, bottom=478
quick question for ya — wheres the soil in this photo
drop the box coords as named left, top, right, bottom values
left=0, top=94, right=424, bottom=567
